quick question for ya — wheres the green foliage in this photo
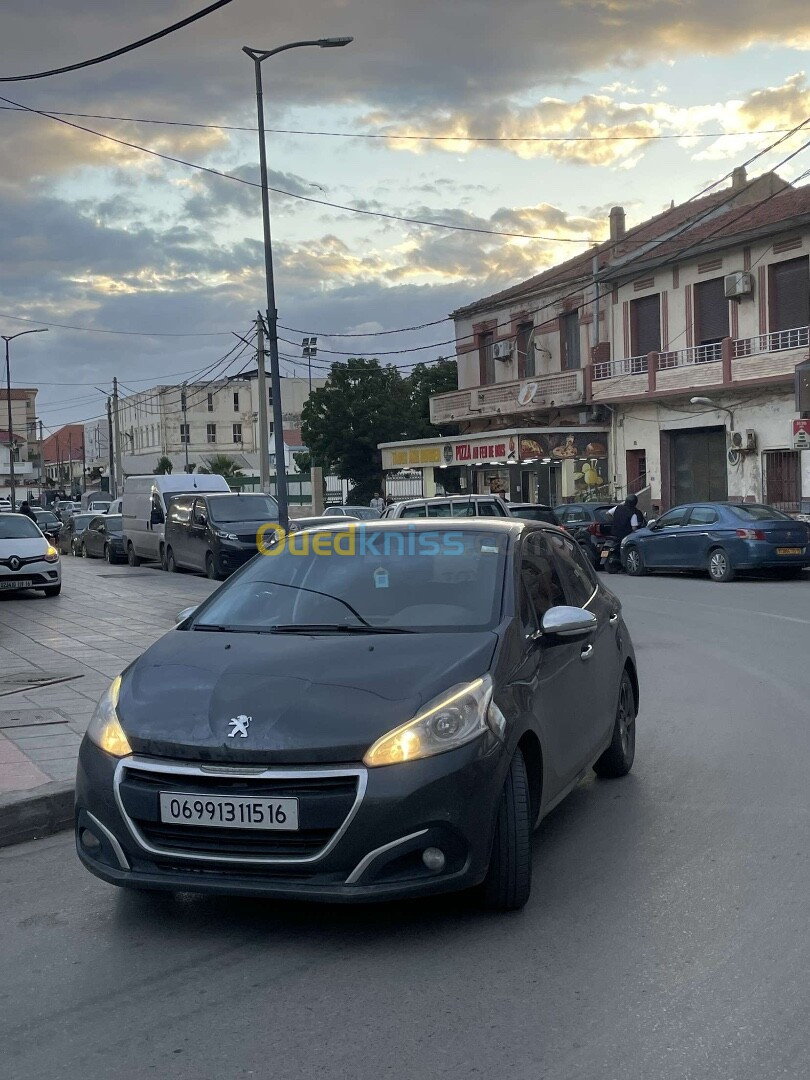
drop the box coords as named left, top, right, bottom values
left=293, top=451, right=312, bottom=473
left=153, top=456, right=173, bottom=475
left=198, top=454, right=240, bottom=479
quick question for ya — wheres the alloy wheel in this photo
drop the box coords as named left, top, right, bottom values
left=710, top=550, right=728, bottom=581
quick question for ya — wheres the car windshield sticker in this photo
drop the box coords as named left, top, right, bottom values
left=480, top=544, right=500, bottom=553
left=373, top=567, right=389, bottom=589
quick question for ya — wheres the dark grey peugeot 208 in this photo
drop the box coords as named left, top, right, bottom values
left=76, top=519, right=638, bottom=911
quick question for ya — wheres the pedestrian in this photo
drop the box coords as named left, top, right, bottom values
left=18, top=501, right=37, bottom=522
left=384, top=494, right=394, bottom=507
left=370, top=492, right=385, bottom=512
left=606, top=495, right=643, bottom=573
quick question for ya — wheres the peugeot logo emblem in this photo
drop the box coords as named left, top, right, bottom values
left=9, top=556, right=21, bottom=572
left=227, top=714, right=251, bottom=739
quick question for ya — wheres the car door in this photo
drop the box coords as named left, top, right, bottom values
left=638, top=506, right=689, bottom=568
left=85, top=516, right=104, bottom=557
left=187, top=498, right=209, bottom=570
left=678, top=505, right=720, bottom=567
left=547, top=530, right=619, bottom=757
left=514, top=530, right=594, bottom=794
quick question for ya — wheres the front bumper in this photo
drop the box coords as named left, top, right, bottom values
left=217, top=544, right=260, bottom=574
left=0, top=559, right=60, bottom=590
left=75, top=734, right=506, bottom=902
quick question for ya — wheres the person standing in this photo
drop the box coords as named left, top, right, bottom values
left=607, top=495, right=643, bottom=573
left=370, top=492, right=385, bottom=512
left=18, top=501, right=37, bottom=522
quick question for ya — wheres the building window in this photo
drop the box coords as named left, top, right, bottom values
left=694, top=277, right=728, bottom=351
left=631, top=293, right=661, bottom=356
left=478, top=330, right=495, bottom=385
left=207, top=393, right=214, bottom=412
left=560, top=311, right=581, bottom=370
left=232, top=423, right=242, bottom=444
left=516, top=321, right=534, bottom=378
left=206, top=423, right=217, bottom=444
left=764, top=450, right=800, bottom=512
left=233, top=392, right=240, bottom=412
left=180, top=423, right=190, bottom=445
left=769, top=256, right=810, bottom=333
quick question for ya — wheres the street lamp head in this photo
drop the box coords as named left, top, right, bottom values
left=690, top=396, right=715, bottom=406
left=317, top=36, right=353, bottom=47
left=2, top=327, right=48, bottom=343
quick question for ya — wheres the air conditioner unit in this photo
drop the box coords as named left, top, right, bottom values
left=724, top=271, right=754, bottom=300
left=744, top=428, right=757, bottom=452
left=729, top=431, right=744, bottom=450
left=492, top=340, right=513, bottom=361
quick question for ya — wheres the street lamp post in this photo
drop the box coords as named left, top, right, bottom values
left=243, top=36, right=352, bottom=529
left=3, top=328, right=48, bottom=507
left=690, top=396, right=736, bottom=431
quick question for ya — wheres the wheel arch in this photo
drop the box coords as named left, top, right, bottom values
left=517, top=730, right=543, bottom=826
left=623, top=658, right=640, bottom=714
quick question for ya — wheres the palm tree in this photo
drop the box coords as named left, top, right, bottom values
left=199, top=454, right=241, bottom=479
left=153, top=456, right=173, bottom=475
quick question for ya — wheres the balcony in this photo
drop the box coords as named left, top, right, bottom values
left=590, top=327, right=809, bottom=401
left=430, top=369, right=584, bottom=424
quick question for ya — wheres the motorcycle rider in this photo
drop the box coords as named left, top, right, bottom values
left=607, top=494, right=643, bottom=573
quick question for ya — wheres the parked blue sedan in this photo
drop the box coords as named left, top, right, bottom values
left=620, top=503, right=810, bottom=582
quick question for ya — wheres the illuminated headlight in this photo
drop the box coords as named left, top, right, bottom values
left=86, top=676, right=132, bottom=758
left=364, top=675, right=500, bottom=767
left=215, top=530, right=239, bottom=541
left=44, top=545, right=59, bottom=563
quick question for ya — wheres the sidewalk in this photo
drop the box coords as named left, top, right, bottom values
left=0, top=557, right=216, bottom=846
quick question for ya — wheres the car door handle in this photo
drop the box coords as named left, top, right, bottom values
left=609, top=613, right=619, bottom=625
left=580, top=643, right=594, bottom=661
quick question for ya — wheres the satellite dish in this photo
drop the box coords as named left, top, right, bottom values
left=517, top=382, right=539, bottom=407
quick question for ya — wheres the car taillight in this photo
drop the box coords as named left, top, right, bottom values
left=587, top=523, right=601, bottom=535
left=736, top=528, right=766, bottom=540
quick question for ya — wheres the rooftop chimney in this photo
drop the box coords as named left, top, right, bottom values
left=731, top=166, right=747, bottom=191
left=609, top=205, right=626, bottom=242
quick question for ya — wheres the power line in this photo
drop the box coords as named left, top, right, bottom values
left=0, top=0, right=235, bottom=82
left=0, top=93, right=596, bottom=243
left=0, top=103, right=795, bottom=144
left=0, top=311, right=231, bottom=337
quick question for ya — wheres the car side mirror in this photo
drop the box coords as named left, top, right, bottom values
left=647, top=519, right=659, bottom=530
left=540, top=606, right=597, bottom=643
left=199, top=514, right=208, bottom=527
left=175, top=606, right=197, bottom=625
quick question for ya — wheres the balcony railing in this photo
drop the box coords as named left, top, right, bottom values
left=430, top=369, right=584, bottom=423
left=732, top=325, right=809, bottom=358
left=658, top=342, right=723, bottom=368
left=593, top=355, right=648, bottom=380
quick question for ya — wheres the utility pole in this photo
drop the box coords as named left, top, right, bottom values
left=81, top=432, right=87, bottom=494
left=255, top=316, right=271, bottom=495
left=68, top=431, right=73, bottom=495
left=112, top=377, right=122, bottom=497
left=38, top=419, right=44, bottom=504
left=107, top=397, right=115, bottom=496
left=180, top=383, right=190, bottom=473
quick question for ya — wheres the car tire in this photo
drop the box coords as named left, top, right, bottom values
left=624, top=545, right=646, bottom=577
left=127, top=544, right=141, bottom=568
left=205, top=553, right=223, bottom=581
left=708, top=547, right=735, bottom=583
left=479, top=747, right=532, bottom=912
left=165, top=547, right=177, bottom=573
left=43, top=583, right=62, bottom=597
left=81, top=542, right=89, bottom=559
left=104, top=544, right=113, bottom=564
left=593, top=670, right=636, bottom=779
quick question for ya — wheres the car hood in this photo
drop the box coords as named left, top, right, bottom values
left=118, top=628, right=500, bottom=764
left=0, top=537, right=48, bottom=557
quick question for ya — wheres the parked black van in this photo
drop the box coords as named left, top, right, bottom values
left=164, top=492, right=279, bottom=579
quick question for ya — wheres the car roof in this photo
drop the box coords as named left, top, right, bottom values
left=293, top=517, right=542, bottom=537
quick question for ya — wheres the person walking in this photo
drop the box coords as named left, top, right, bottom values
left=18, top=501, right=37, bottom=522
left=370, top=492, right=385, bottom=512
left=606, top=494, right=643, bottom=573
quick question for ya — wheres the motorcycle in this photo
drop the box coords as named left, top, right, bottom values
left=599, top=536, right=621, bottom=574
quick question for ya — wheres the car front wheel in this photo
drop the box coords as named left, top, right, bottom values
left=708, top=547, right=735, bottom=582
left=165, top=547, right=177, bottom=573
left=127, top=543, right=141, bottom=567
left=43, top=583, right=62, bottom=597
left=593, top=670, right=636, bottom=778
left=624, top=545, right=646, bottom=576
left=479, top=747, right=532, bottom=912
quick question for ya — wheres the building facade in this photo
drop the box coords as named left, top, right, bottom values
left=383, top=169, right=810, bottom=514
left=0, top=387, right=39, bottom=495
left=42, top=423, right=86, bottom=489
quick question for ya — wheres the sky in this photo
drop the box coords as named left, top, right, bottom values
left=1, top=0, right=810, bottom=438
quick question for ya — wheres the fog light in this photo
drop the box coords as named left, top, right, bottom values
left=422, top=847, right=445, bottom=872
left=79, top=827, right=101, bottom=856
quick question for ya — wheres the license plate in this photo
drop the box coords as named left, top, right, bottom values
left=600, top=549, right=610, bottom=560
left=0, top=578, right=33, bottom=590
left=159, top=792, right=299, bottom=831
left=776, top=547, right=803, bottom=556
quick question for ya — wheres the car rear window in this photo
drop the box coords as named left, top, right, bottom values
left=106, top=516, right=123, bottom=530
left=0, top=516, right=42, bottom=539
left=192, top=527, right=508, bottom=633
left=728, top=504, right=793, bottom=522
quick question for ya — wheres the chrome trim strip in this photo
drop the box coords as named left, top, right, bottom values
left=86, top=811, right=130, bottom=870
left=345, top=830, right=429, bottom=885
left=113, top=756, right=367, bottom=867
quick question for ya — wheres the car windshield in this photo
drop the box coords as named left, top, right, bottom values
left=729, top=504, right=793, bottom=522
left=105, top=515, right=123, bottom=531
left=344, top=507, right=381, bottom=519
left=0, top=515, right=42, bottom=539
left=191, top=526, right=508, bottom=633
left=35, top=512, right=59, bottom=525
left=207, top=495, right=279, bottom=523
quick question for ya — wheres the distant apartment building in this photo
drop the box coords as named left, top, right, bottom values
left=0, top=387, right=39, bottom=492
left=42, top=423, right=86, bottom=489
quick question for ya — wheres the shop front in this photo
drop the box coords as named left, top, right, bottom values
left=380, top=427, right=611, bottom=505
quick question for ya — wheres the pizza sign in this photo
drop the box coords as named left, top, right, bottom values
left=793, top=419, right=810, bottom=449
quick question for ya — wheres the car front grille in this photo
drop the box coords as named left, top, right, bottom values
left=116, top=760, right=364, bottom=864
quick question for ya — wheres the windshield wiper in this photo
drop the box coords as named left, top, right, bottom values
left=269, top=623, right=415, bottom=635
left=191, top=624, right=257, bottom=633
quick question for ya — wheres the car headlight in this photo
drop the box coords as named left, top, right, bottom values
left=86, top=676, right=132, bottom=757
left=44, top=545, right=59, bottom=563
left=364, top=675, right=499, bottom=767
left=215, top=530, right=239, bottom=541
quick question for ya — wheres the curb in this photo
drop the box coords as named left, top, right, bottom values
left=0, top=782, right=74, bottom=848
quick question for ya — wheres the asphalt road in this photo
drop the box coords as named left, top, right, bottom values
left=2, top=571, right=809, bottom=1080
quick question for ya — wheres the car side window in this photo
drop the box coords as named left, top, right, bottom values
left=89, top=517, right=102, bottom=532
left=547, top=532, right=596, bottom=607
left=323, top=507, right=339, bottom=516
left=563, top=507, right=587, bottom=523
left=399, top=504, right=427, bottom=518
left=426, top=502, right=451, bottom=517
left=521, top=532, right=567, bottom=626
left=476, top=500, right=502, bottom=517
left=451, top=502, right=475, bottom=517
left=192, top=500, right=207, bottom=526
left=656, top=508, right=687, bottom=528
left=687, top=506, right=719, bottom=526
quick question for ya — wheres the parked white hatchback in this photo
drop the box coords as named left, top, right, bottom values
left=0, top=513, right=62, bottom=597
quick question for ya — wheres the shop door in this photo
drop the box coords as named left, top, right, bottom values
left=670, top=428, right=727, bottom=505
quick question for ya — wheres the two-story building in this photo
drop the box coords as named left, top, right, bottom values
left=0, top=387, right=39, bottom=497
left=381, top=168, right=810, bottom=514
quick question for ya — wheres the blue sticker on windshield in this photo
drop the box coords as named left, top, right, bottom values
left=373, top=567, right=389, bottom=589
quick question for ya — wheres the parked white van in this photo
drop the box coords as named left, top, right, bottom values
left=122, top=474, right=230, bottom=567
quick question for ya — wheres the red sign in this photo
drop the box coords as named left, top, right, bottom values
left=793, top=419, right=810, bottom=449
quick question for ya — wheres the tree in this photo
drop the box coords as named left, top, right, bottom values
left=406, top=358, right=459, bottom=439
left=198, top=454, right=241, bottom=479
left=153, top=456, right=173, bottom=475
left=293, top=451, right=311, bottom=473
left=301, top=358, right=412, bottom=503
